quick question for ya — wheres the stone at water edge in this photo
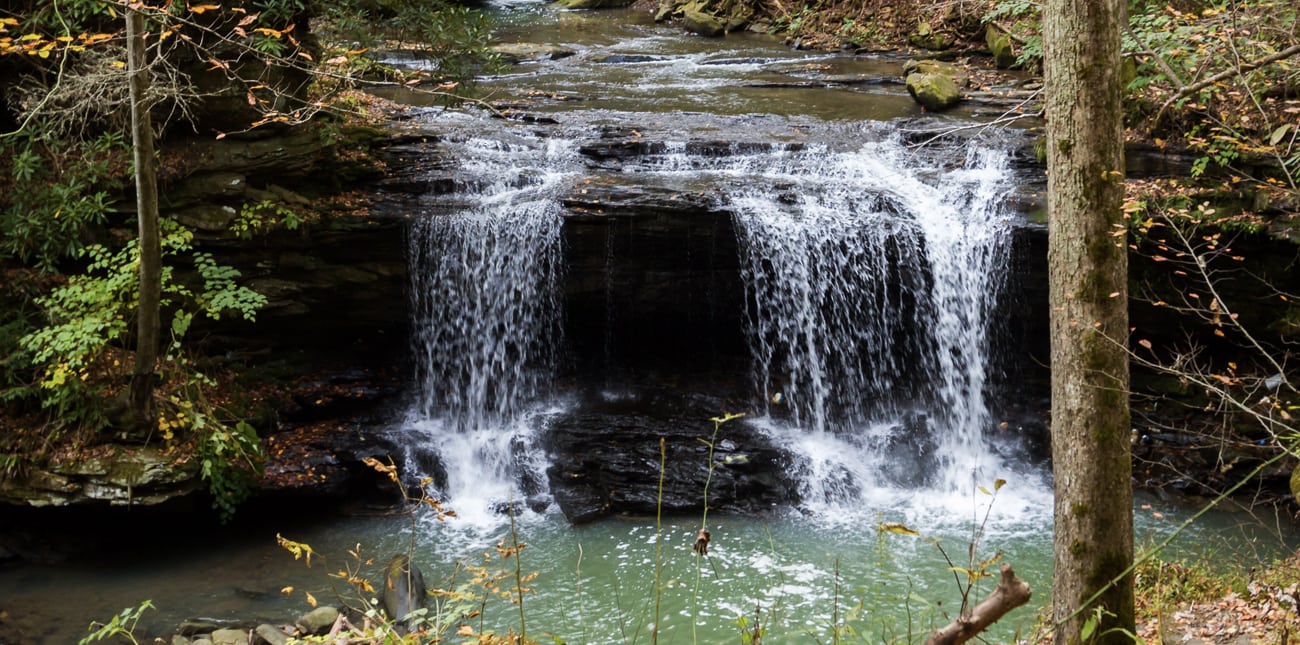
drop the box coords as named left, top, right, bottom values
left=906, top=72, right=962, bottom=111
left=902, top=59, right=969, bottom=87
left=295, top=606, right=340, bottom=636
left=380, top=554, right=428, bottom=628
left=255, top=623, right=290, bottom=645
left=210, top=628, right=246, bottom=645
left=682, top=9, right=725, bottom=37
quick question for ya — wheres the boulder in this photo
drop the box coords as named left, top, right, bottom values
left=490, top=43, right=577, bottom=64
left=682, top=9, right=725, bottom=37
left=906, top=72, right=962, bottom=111
left=295, top=606, right=339, bottom=636
left=380, top=554, right=428, bottom=626
left=210, top=629, right=247, bottom=645
left=254, top=624, right=289, bottom=645
left=986, top=24, right=1017, bottom=69
left=902, top=59, right=968, bottom=87
left=545, top=389, right=798, bottom=523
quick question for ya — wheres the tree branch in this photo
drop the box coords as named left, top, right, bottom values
left=922, top=564, right=1032, bottom=645
left=1160, top=43, right=1300, bottom=113
left=1122, top=21, right=1186, bottom=90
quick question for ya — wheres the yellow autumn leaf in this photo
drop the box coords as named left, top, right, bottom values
left=879, top=522, right=920, bottom=536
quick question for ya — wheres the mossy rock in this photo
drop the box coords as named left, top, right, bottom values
left=901, top=59, right=968, bottom=87
left=682, top=9, right=725, bottom=37
left=985, top=24, right=1017, bottom=69
left=905, top=72, right=961, bottom=111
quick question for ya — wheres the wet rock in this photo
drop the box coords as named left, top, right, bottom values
left=554, top=0, right=633, bottom=8
left=490, top=43, right=577, bottom=64
left=210, top=628, right=247, bottom=645
left=905, top=72, right=962, bottom=111
left=180, top=619, right=233, bottom=636
left=545, top=389, right=798, bottom=523
left=254, top=623, right=290, bottom=645
left=591, top=53, right=669, bottom=64
left=902, top=59, right=968, bottom=87
left=682, top=9, right=725, bottom=37
left=380, top=554, right=428, bottom=627
left=295, top=606, right=339, bottom=635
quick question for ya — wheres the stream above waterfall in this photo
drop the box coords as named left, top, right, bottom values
left=0, top=2, right=1296, bottom=644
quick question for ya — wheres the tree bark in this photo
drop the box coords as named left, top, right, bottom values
left=1043, top=1, right=1135, bottom=644
left=127, top=6, right=162, bottom=428
left=921, top=564, right=1032, bottom=645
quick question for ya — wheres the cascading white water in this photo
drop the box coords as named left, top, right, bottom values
left=405, top=118, right=1030, bottom=519
left=627, top=131, right=1020, bottom=505
left=732, top=138, right=1017, bottom=502
left=406, top=134, right=577, bottom=522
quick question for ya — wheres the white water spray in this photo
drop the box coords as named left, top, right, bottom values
left=627, top=132, right=1023, bottom=505
left=406, top=134, right=577, bottom=522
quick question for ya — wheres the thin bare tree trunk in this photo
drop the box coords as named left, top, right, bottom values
left=1043, top=0, right=1135, bottom=644
left=127, top=6, right=162, bottom=428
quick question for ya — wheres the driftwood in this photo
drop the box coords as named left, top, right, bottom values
left=922, top=563, right=1033, bottom=645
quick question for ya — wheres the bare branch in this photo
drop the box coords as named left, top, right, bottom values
left=1159, top=43, right=1300, bottom=114
left=921, top=564, right=1032, bottom=645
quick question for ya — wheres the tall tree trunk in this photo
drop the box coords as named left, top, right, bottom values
left=1043, top=1, right=1135, bottom=644
left=127, top=6, right=162, bottom=428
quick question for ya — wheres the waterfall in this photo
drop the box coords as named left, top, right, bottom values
left=727, top=137, right=1017, bottom=501
left=405, top=134, right=577, bottom=520
left=622, top=131, right=1019, bottom=502
left=402, top=117, right=1027, bottom=518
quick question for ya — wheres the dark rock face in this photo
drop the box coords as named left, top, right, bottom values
left=545, top=389, right=798, bottom=523
left=561, top=180, right=749, bottom=384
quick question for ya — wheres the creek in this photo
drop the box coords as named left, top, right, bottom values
left=0, top=3, right=1297, bottom=644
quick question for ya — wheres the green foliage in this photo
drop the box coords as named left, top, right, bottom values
left=79, top=599, right=154, bottom=645
left=231, top=199, right=307, bottom=239
left=0, top=131, right=126, bottom=273
left=16, top=223, right=265, bottom=428
left=983, top=0, right=1042, bottom=67
left=198, top=419, right=263, bottom=522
